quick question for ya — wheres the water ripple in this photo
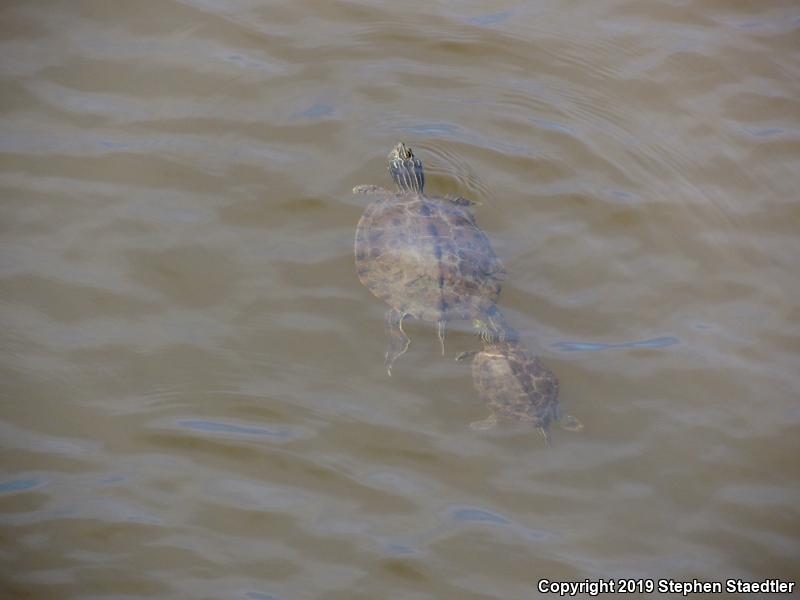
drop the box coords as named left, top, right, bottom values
left=173, top=419, right=295, bottom=439
left=441, top=505, right=559, bottom=542
left=465, top=11, right=515, bottom=27
left=292, top=102, right=336, bottom=120
left=0, top=477, right=41, bottom=494
left=554, top=336, right=681, bottom=352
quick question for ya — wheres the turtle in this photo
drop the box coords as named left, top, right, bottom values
left=456, top=325, right=582, bottom=446
left=353, top=142, right=506, bottom=374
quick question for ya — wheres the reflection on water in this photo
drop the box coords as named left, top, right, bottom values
left=1, top=0, right=799, bottom=598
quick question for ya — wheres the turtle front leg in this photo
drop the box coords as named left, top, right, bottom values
left=384, top=308, right=410, bottom=376
left=353, top=184, right=391, bottom=195
left=455, top=351, right=478, bottom=362
left=445, top=194, right=480, bottom=206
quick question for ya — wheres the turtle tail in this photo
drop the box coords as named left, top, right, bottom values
left=388, top=142, right=425, bottom=193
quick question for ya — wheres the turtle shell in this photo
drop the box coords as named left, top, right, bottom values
left=354, top=193, right=505, bottom=323
left=470, top=342, right=560, bottom=429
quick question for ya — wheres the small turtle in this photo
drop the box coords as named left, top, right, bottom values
left=354, top=143, right=506, bottom=374
left=457, top=325, right=582, bottom=446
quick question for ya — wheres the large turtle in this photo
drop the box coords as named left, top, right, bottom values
left=354, top=143, right=506, bottom=374
left=457, top=325, right=582, bottom=446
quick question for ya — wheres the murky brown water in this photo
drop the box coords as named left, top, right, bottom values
left=2, top=1, right=799, bottom=598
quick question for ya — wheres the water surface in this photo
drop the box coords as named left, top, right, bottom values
left=1, top=0, right=799, bottom=598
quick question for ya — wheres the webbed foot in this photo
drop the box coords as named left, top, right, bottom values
left=384, top=308, right=410, bottom=376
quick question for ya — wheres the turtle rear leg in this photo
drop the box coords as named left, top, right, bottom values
left=558, top=414, right=583, bottom=432
left=470, top=413, right=498, bottom=431
left=384, top=308, right=410, bottom=376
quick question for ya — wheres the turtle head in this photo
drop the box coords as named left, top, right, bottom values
left=473, top=319, right=514, bottom=349
left=473, top=319, right=495, bottom=346
left=390, top=142, right=414, bottom=162
left=388, top=142, right=425, bottom=194
left=473, top=308, right=518, bottom=348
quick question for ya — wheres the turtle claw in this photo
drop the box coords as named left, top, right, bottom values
left=384, top=308, right=410, bottom=376
left=538, top=427, right=552, bottom=447
left=470, top=413, right=498, bottom=431
left=437, top=319, right=446, bottom=355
